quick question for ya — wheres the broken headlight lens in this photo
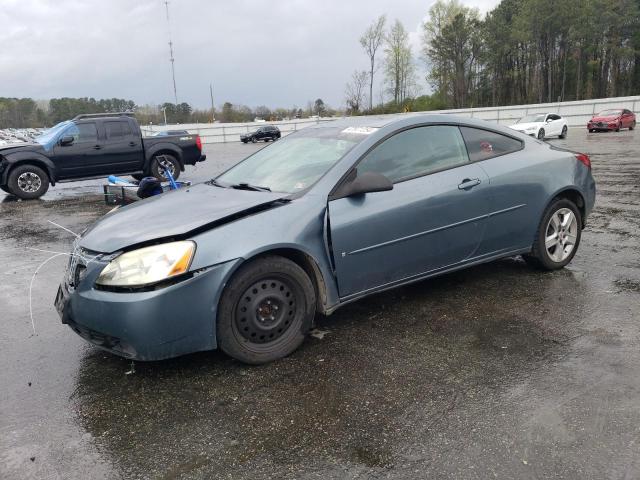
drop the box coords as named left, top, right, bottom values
left=96, top=241, right=196, bottom=287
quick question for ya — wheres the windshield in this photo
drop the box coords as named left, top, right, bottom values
left=597, top=109, right=622, bottom=116
left=517, top=114, right=546, bottom=123
left=215, top=126, right=370, bottom=193
left=34, top=121, right=72, bottom=149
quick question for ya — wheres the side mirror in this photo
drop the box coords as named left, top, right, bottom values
left=59, top=135, right=75, bottom=146
left=546, top=119, right=552, bottom=123
left=333, top=171, right=393, bottom=199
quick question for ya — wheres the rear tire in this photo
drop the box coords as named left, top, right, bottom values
left=559, top=125, right=568, bottom=139
left=150, top=154, right=180, bottom=181
left=7, top=164, right=49, bottom=199
left=523, top=198, right=582, bottom=271
left=217, top=256, right=316, bottom=364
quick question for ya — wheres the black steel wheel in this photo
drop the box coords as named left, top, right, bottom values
left=217, top=256, right=316, bottom=364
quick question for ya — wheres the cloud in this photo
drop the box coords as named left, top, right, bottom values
left=0, top=0, right=499, bottom=109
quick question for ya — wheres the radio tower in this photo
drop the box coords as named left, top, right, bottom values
left=164, top=0, right=178, bottom=104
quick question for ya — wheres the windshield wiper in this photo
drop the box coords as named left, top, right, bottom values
left=229, top=182, right=271, bottom=192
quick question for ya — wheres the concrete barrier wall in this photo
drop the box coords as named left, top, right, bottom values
left=142, top=95, right=640, bottom=143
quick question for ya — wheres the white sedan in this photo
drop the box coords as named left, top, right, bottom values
left=509, top=113, right=568, bottom=140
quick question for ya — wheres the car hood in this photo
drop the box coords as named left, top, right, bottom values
left=510, top=122, right=542, bottom=130
left=0, top=142, right=41, bottom=154
left=590, top=115, right=619, bottom=122
left=80, top=183, right=289, bottom=253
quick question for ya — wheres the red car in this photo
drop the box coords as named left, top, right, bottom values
left=587, top=108, right=636, bottom=132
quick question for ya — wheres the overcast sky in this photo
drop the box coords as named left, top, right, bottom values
left=0, top=0, right=499, bottom=110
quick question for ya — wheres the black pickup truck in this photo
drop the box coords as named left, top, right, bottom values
left=0, top=113, right=206, bottom=199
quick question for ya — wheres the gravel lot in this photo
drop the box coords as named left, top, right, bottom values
left=1, top=130, right=639, bottom=479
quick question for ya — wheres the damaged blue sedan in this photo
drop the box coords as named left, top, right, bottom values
left=55, top=114, right=596, bottom=364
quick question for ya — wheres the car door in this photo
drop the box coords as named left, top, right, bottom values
left=458, top=126, right=538, bottom=255
left=51, top=121, right=102, bottom=178
left=99, top=119, right=142, bottom=174
left=327, top=125, right=491, bottom=298
left=546, top=114, right=560, bottom=135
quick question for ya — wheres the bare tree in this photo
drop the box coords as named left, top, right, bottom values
left=345, top=70, right=369, bottom=114
left=360, top=15, right=386, bottom=111
left=384, top=19, right=416, bottom=105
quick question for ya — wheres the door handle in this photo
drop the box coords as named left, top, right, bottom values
left=458, top=178, right=481, bottom=190
left=93, top=145, right=102, bottom=150
left=129, top=142, right=136, bottom=147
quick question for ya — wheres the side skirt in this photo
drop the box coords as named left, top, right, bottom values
left=326, top=246, right=531, bottom=314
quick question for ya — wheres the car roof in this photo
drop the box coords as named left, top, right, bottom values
left=302, top=113, right=523, bottom=134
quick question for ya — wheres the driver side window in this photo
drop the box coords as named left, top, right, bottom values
left=64, top=123, right=98, bottom=144
left=356, top=125, right=470, bottom=183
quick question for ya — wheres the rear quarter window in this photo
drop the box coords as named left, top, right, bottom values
left=459, top=126, right=523, bottom=162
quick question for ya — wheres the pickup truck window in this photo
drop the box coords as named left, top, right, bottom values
left=66, top=123, right=98, bottom=144
left=105, top=121, right=132, bottom=140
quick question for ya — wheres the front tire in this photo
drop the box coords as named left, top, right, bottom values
left=251, top=137, right=257, bottom=143
left=630, top=121, right=636, bottom=131
left=523, top=198, right=582, bottom=270
left=150, top=154, right=180, bottom=181
left=7, top=164, right=50, bottom=199
left=217, top=256, right=316, bottom=364
left=537, top=128, right=545, bottom=140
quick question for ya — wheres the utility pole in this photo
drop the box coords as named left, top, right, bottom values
left=164, top=0, right=178, bottom=105
left=210, top=83, right=215, bottom=123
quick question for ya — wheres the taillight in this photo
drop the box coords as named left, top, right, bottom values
left=575, top=152, right=591, bottom=169
left=195, top=135, right=202, bottom=151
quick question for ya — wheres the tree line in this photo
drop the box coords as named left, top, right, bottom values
left=0, top=96, right=338, bottom=129
left=346, top=0, right=640, bottom=114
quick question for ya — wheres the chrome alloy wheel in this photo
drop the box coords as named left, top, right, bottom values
left=157, top=157, right=176, bottom=178
left=17, top=172, right=42, bottom=193
left=545, top=208, right=578, bottom=262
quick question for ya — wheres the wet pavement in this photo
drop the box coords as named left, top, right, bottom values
left=1, top=131, right=639, bottom=479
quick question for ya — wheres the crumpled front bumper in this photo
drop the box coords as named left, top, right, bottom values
left=56, top=255, right=240, bottom=361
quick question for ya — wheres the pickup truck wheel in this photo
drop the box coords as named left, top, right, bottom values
left=217, top=256, right=316, bottom=364
left=251, top=137, right=257, bottom=143
left=150, top=155, right=180, bottom=181
left=7, top=164, right=50, bottom=200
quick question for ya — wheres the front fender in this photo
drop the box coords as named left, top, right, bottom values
left=0, top=151, right=57, bottom=185
left=187, top=196, right=341, bottom=311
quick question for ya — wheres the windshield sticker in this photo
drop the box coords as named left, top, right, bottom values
left=341, top=126, right=378, bottom=135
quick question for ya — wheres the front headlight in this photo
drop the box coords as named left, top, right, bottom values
left=96, top=241, right=196, bottom=287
